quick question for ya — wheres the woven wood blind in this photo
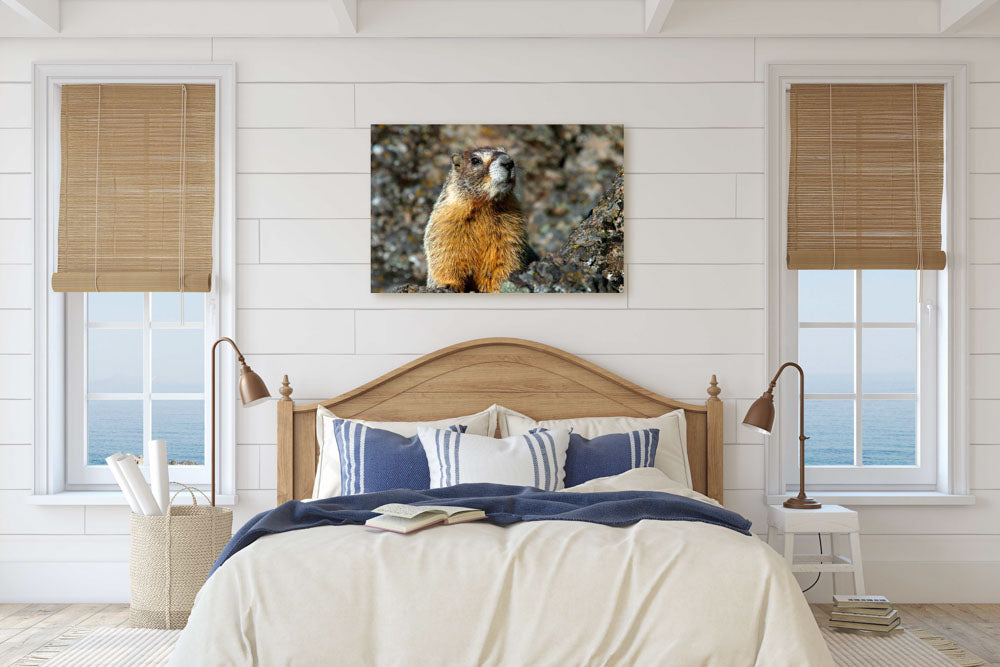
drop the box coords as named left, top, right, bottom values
left=787, top=83, right=946, bottom=270
left=52, top=84, right=216, bottom=292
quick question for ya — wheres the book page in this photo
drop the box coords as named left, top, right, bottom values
left=414, top=505, right=480, bottom=516
left=372, top=503, right=443, bottom=519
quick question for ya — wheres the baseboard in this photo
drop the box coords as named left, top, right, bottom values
left=3, top=559, right=997, bottom=605
left=803, top=561, right=1000, bottom=603
left=0, top=562, right=129, bottom=603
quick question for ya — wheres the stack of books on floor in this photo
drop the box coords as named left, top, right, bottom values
left=829, top=595, right=901, bottom=634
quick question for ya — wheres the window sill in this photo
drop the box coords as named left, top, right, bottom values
left=26, top=492, right=239, bottom=506
left=766, top=492, right=975, bottom=506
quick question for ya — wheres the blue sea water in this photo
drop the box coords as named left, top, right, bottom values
left=88, top=400, right=205, bottom=465
left=804, top=399, right=916, bottom=465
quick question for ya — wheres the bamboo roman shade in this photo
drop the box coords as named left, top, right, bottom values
left=52, top=84, right=216, bottom=292
left=787, top=83, right=946, bottom=270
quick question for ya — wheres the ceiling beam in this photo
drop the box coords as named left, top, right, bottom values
left=644, top=0, right=675, bottom=34
left=330, top=0, right=358, bottom=33
left=1, top=0, right=59, bottom=32
left=940, top=0, right=1000, bottom=32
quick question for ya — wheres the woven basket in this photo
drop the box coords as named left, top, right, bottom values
left=129, top=486, right=232, bottom=629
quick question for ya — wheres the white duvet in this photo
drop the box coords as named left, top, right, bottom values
left=172, top=469, right=833, bottom=666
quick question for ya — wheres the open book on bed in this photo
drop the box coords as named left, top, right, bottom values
left=365, top=503, right=486, bottom=534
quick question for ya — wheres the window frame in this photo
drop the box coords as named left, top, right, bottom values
left=65, top=292, right=211, bottom=487
left=786, top=269, right=937, bottom=487
left=764, top=63, right=969, bottom=499
left=32, top=63, right=237, bottom=501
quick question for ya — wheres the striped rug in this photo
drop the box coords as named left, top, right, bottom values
left=12, top=627, right=180, bottom=667
left=822, top=626, right=986, bottom=667
left=12, top=624, right=987, bottom=666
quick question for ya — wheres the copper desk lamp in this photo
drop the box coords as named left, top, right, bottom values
left=210, top=337, right=271, bottom=506
left=743, top=362, right=821, bottom=510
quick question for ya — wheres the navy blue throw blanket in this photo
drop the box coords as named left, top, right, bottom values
left=211, top=483, right=751, bottom=576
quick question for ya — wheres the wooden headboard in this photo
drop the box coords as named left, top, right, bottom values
left=276, top=338, right=723, bottom=504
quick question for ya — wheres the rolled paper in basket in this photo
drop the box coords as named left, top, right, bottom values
left=149, top=440, right=169, bottom=515
left=117, top=454, right=162, bottom=516
left=106, top=454, right=142, bottom=514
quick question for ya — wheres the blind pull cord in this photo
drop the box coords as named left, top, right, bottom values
left=828, top=84, right=837, bottom=270
left=178, top=85, right=188, bottom=297
left=93, top=84, right=102, bottom=292
left=912, top=84, right=924, bottom=272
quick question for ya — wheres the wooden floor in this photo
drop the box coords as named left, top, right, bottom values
left=0, top=603, right=129, bottom=666
left=0, top=603, right=996, bottom=665
left=812, top=603, right=1000, bottom=666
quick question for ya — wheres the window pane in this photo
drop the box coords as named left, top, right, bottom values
left=804, top=399, right=854, bottom=465
left=862, top=399, right=916, bottom=466
left=88, top=329, right=142, bottom=393
left=799, top=271, right=854, bottom=322
left=862, top=329, right=916, bottom=393
left=152, top=293, right=182, bottom=322
left=87, top=399, right=142, bottom=464
left=152, top=400, right=205, bottom=465
left=153, top=292, right=206, bottom=323
left=799, top=328, right=854, bottom=393
left=184, top=293, right=204, bottom=323
left=862, top=271, right=916, bottom=323
left=151, top=330, right=204, bottom=392
left=87, top=293, right=142, bottom=323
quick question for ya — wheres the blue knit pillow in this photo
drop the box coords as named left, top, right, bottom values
left=332, top=419, right=466, bottom=496
left=561, top=428, right=660, bottom=487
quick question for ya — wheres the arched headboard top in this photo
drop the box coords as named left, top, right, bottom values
left=277, top=338, right=723, bottom=503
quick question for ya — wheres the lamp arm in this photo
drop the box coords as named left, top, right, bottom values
left=209, top=336, right=244, bottom=508
left=767, top=360, right=807, bottom=442
left=212, top=336, right=245, bottom=364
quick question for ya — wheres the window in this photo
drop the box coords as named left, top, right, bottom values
left=32, top=63, right=236, bottom=500
left=791, top=269, right=937, bottom=486
left=765, top=64, right=969, bottom=499
left=65, top=292, right=210, bottom=487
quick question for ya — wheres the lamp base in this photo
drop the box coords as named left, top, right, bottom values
left=783, top=496, right=822, bottom=510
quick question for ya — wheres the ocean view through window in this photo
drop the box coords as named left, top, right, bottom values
left=86, top=292, right=207, bottom=466
left=798, top=270, right=920, bottom=467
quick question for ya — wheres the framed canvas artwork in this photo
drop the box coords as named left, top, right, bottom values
left=370, top=124, right=624, bottom=294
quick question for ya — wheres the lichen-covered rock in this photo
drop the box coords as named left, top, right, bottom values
left=388, top=284, right=456, bottom=294
left=502, top=168, right=625, bottom=293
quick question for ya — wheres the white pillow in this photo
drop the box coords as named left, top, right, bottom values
left=418, top=427, right=571, bottom=491
left=563, top=468, right=721, bottom=508
left=313, top=405, right=498, bottom=499
left=498, top=406, right=692, bottom=489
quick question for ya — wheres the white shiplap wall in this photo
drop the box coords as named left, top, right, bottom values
left=0, top=35, right=998, bottom=603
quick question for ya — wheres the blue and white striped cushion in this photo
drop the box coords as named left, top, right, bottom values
left=417, top=427, right=571, bottom=491
left=334, top=419, right=465, bottom=496
left=560, top=428, right=660, bottom=487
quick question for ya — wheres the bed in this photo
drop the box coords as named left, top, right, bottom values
left=172, top=338, right=833, bottom=665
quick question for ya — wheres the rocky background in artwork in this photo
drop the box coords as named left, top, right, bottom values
left=371, top=124, right=624, bottom=293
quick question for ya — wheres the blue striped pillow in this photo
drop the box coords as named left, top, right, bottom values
left=333, top=419, right=465, bottom=496
left=561, top=428, right=660, bottom=487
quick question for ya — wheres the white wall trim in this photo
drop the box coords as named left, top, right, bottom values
left=763, top=62, right=970, bottom=498
left=31, top=62, right=238, bottom=500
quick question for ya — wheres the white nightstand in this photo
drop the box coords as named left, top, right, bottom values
left=766, top=504, right=865, bottom=595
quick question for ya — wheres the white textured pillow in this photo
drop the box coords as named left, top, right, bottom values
left=313, top=405, right=498, bottom=499
left=498, top=406, right=692, bottom=489
left=418, top=427, right=571, bottom=491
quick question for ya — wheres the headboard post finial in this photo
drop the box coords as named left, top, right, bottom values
left=279, top=374, right=293, bottom=402
left=707, top=374, right=721, bottom=402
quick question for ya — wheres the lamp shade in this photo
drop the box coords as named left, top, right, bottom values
left=238, top=364, right=271, bottom=407
left=742, top=392, right=775, bottom=435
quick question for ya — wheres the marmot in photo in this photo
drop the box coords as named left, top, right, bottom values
left=423, top=147, right=538, bottom=293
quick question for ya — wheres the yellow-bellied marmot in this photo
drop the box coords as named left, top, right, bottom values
left=424, top=146, right=537, bottom=293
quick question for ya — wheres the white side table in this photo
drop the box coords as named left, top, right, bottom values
left=766, top=504, right=865, bottom=595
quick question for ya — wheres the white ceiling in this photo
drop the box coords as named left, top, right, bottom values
left=2, top=0, right=1000, bottom=37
